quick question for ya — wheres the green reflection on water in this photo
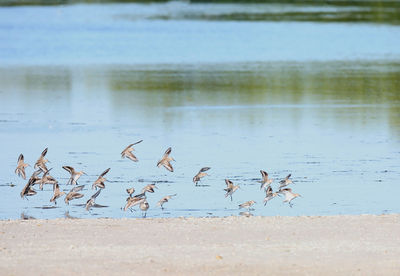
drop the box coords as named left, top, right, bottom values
left=2, top=1, right=400, bottom=25
left=0, top=61, right=399, bottom=135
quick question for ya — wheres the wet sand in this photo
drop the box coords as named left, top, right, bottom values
left=1, top=214, right=399, bottom=275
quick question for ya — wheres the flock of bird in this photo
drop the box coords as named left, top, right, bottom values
left=15, top=140, right=301, bottom=218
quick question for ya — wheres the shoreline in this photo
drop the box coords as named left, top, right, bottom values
left=1, top=214, right=400, bottom=275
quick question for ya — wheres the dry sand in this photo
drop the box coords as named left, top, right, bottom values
left=0, top=214, right=399, bottom=275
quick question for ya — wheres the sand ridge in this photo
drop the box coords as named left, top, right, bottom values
left=0, top=214, right=399, bottom=275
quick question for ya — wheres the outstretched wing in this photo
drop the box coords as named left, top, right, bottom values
left=41, top=148, right=48, bottom=157
left=91, top=189, right=101, bottom=200
left=260, top=170, right=268, bottom=178
left=71, top=185, right=85, bottom=193
left=62, top=166, right=74, bottom=174
left=163, top=147, right=172, bottom=156
left=163, top=162, right=173, bottom=172
left=18, top=154, right=24, bottom=163
left=199, top=167, right=211, bottom=173
left=100, top=168, right=111, bottom=177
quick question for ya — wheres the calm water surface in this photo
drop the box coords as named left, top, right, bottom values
left=0, top=2, right=399, bottom=219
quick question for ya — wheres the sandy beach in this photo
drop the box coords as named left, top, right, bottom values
left=0, top=214, right=399, bottom=275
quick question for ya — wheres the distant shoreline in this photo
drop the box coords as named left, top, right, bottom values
left=1, top=214, right=399, bottom=275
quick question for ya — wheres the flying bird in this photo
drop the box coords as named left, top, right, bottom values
left=50, top=183, right=65, bottom=204
left=157, top=194, right=177, bottom=210
left=63, top=166, right=86, bottom=185
left=278, top=188, right=301, bottom=207
left=263, top=186, right=278, bottom=206
left=64, top=185, right=85, bottom=205
left=279, top=174, right=293, bottom=189
left=85, top=189, right=102, bottom=211
left=224, top=179, right=240, bottom=201
left=193, top=167, right=211, bottom=185
left=34, top=148, right=49, bottom=173
left=259, top=170, right=273, bottom=190
left=92, top=168, right=110, bottom=190
left=157, top=147, right=175, bottom=172
left=121, top=140, right=143, bottom=162
left=15, top=154, right=29, bottom=179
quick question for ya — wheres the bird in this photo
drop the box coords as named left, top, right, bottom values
left=34, top=148, right=49, bottom=173
left=239, top=200, right=256, bottom=210
left=224, top=179, right=240, bottom=201
left=126, top=187, right=135, bottom=197
left=64, top=185, right=85, bottom=205
left=279, top=174, right=293, bottom=189
left=15, top=154, right=29, bottom=179
left=193, top=167, right=211, bottom=185
left=141, top=184, right=157, bottom=194
left=20, top=174, right=38, bottom=199
left=92, top=168, right=110, bottom=190
left=37, top=168, right=58, bottom=190
left=263, top=186, right=278, bottom=206
left=140, top=199, right=150, bottom=218
left=121, top=140, right=143, bottom=162
left=85, top=189, right=101, bottom=211
left=50, top=183, right=65, bottom=204
left=124, top=194, right=145, bottom=212
left=62, top=166, right=86, bottom=185
left=259, top=170, right=273, bottom=190
left=278, top=188, right=301, bottom=207
left=157, top=147, right=175, bottom=172
left=157, top=194, right=177, bottom=210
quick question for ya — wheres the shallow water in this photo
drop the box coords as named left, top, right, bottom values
left=0, top=2, right=399, bottom=219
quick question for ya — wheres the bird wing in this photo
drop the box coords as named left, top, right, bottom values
left=199, top=167, right=211, bottom=173
left=126, top=151, right=138, bottom=162
left=71, top=185, right=85, bottom=193
left=225, top=179, right=233, bottom=188
left=286, top=174, right=292, bottom=180
left=41, top=148, right=48, bottom=157
left=260, top=170, right=268, bottom=178
left=18, top=154, right=24, bottom=163
left=163, top=162, right=174, bottom=172
left=121, top=144, right=134, bottom=155
left=100, top=168, right=110, bottom=177
left=163, top=147, right=172, bottom=157
left=91, top=189, right=101, bottom=200
left=62, top=166, right=74, bottom=174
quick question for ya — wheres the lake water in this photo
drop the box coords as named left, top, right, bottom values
left=0, top=1, right=399, bottom=219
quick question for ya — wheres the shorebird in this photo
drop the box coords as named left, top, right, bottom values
left=193, top=167, right=211, bottom=185
left=37, top=168, right=58, bottom=190
left=34, top=148, right=49, bottom=173
left=92, top=168, right=110, bottom=190
left=263, top=186, right=278, bottom=206
left=278, top=188, right=301, bottom=207
left=121, top=140, right=143, bottom=162
left=124, top=195, right=145, bottom=212
left=157, top=194, right=177, bottom=210
left=239, top=200, right=256, bottom=210
left=126, top=187, right=135, bottom=197
left=50, top=183, right=65, bottom=204
left=85, top=189, right=101, bottom=211
left=279, top=174, right=293, bottom=189
left=15, top=154, right=29, bottom=179
left=259, top=170, right=273, bottom=190
left=62, top=166, right=86, bottom=185
left=140, top=199, right=149, bottom=218
left=141, top=184, right=157, bottom=194
left=157, top=147, right=175, bottom=172
left=224, top=179, right=240, bottom=201
left=64, top=185, right=85, bottom=205
left=20, top=174, right=38, bottom=199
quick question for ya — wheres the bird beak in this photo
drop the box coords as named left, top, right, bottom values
left=83, top=172, right=88, bottom=175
